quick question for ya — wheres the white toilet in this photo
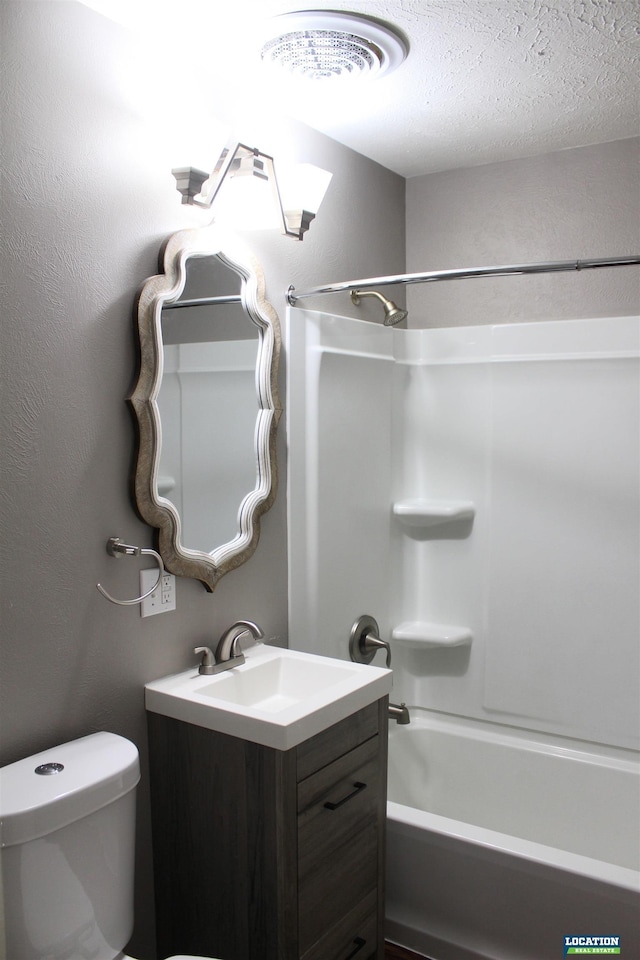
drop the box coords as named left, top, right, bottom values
left=0, top=731, right=220, bottom=960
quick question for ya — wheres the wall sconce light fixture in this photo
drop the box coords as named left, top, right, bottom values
left=172, top=142, right=332, bottom=241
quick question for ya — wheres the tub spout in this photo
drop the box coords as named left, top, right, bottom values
left=389, top=702, right=410, bottom=724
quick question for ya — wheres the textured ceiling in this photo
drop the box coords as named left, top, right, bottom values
left=83, top=0, right=640, bottom=177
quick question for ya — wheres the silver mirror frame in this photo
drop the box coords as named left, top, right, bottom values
left=129, top=223, right=282, bottom=592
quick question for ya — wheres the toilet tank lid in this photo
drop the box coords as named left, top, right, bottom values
left=0, top=732, right=140, bottom=848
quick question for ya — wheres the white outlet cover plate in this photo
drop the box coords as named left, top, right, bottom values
left=140, top=568, right=176, bottom=617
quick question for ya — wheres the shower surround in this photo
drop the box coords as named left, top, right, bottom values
left=287, top=309, right=640, bottom=959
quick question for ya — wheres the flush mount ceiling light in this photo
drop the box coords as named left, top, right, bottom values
left=259, top=10, right=408, bottom=81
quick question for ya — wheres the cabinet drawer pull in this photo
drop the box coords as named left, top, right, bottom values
left=345, top=936, right=367, bottom=959
left=324, top=781, right=367, bottom=810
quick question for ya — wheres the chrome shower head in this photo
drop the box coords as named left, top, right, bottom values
left=351, top=289, right=408, bottom=326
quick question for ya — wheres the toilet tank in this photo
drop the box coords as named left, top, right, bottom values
left=0, top=732, right=140, bottom=960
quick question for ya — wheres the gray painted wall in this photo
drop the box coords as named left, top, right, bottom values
left=406, top=137, right=640, bottom=327
left=0, top=3, right=404, bottom=956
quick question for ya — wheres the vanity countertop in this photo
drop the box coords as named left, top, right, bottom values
left=145, top=643, right=392, bottom=750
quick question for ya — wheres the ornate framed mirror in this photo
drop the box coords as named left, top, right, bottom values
left=129, top=224, right=281, bottom=591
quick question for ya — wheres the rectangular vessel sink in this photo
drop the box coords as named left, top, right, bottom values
left=145, top=644, right=392, bottom=751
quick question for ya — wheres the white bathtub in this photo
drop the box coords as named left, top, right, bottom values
left=385, top=711, right=640, bottom=960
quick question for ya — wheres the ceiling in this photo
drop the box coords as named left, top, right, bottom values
left=82, top=0, right=639, bottom=178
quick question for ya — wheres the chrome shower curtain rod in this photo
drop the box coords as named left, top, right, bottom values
left=286, top=255, right=640, bottom=304
left=162, top=294, right=242, bottom=310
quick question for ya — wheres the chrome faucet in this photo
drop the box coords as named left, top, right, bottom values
left=194, top=620, right=265, bottom=676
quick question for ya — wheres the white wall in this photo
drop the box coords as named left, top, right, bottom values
left=406, top=138, right=640, bottom=327
left=393, top=317, right=639, bottom=751
left=0, top=3, right=405, bottom=956
left=289, top=313, right=640, bottom=753
left=287, top=312, right=397, bottom=659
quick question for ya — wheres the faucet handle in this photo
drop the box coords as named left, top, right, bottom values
left=194, top=646, right=215, bottom=675
left=349, top=615, right=392, bottom=669
left=365, top=634, right=392, bottom=669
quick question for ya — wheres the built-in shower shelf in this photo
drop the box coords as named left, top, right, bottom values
left=157, top=475, right=176, bottom=496
left=392, top=621, right=473, bottom=649
left=392, top=499, right=475, bottom=528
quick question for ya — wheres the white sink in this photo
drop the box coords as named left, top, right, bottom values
left=145, top=644, right=392, bottom=750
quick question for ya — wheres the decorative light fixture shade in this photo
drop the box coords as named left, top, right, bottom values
left=171, top=143, right=331, bottom=240
left=279, top=163, right=333, bottom=238
left=259, top=11, right=408, bottom=81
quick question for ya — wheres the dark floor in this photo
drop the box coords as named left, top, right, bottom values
left=384, top=943, right=431, bottom=960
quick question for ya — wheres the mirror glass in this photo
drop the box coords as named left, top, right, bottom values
left=130, top=224, right=281, bottom=591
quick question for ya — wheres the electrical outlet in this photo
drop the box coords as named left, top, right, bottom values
left=140, top=569, right=176, bottom=617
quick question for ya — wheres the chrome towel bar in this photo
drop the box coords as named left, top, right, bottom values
left=96, top=537, right=164, bottom=606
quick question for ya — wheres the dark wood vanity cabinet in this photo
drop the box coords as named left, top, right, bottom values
left=147, top=697, right=388, bottom=960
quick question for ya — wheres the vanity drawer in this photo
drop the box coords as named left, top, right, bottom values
left=300, top=890, right=378, bottom=960
left=297, top=737, right=380, bottom=954
left=296, top=700, right=380, bottom=781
